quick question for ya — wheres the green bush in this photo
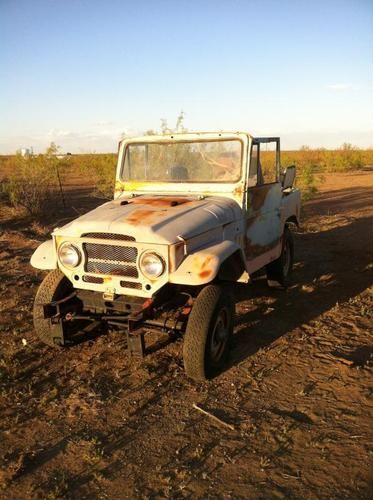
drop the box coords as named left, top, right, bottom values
left=325, top=143, right=364, bottom=172
left=297, top=164, right=319, bottom=200
left=282, top=144, right=368, bottom=174
left=1, top=143, right=63, bottom=216
left=76, top=154, right=116, bottom=198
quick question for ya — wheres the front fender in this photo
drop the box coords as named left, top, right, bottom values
left=169, top=240, right=242, bottom=285
left=30, top=240, right=57, bottom=270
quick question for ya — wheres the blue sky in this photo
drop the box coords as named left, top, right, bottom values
left=1, top=0, right=372, bottom=153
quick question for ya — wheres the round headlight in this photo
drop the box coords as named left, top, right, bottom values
left=140, top=252, right=165, bottom=279
left=58, top=243, right=81, bottom=268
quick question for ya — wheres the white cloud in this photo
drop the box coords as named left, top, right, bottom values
left=42, top=128, right=127, bottom=153
left=0, top=123, right=133, bottom=154
left=91, top=120, right=116, bottom=127
left=47, top=128, right=78, bottom=138
left=326, top=83, right=353, bottom=91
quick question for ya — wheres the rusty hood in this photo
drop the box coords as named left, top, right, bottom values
left=54, top=195, right=241, bottom=244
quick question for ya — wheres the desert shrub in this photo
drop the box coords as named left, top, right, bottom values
left=280, top=142, right=370, bottom=199
left=282, top=144, right=368, bottom=174
left=323, top=143, right=364, bottom=172
left=91, top=154, right=117, bottom=198
left=282, top=147, right=323, bottom=200
left=297, top=164, right=319, bottom=200
left=75, top=153, right=116, bottom=198
left=0, top=156, right=10, bottom=178
left=53, top=153, right=116, bottom=198
left=361, top=148, right=373, bottom=166
left=1, top=143, right=63, bottom=216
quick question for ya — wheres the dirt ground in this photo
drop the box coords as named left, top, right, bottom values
left=0, top=172, right=372, bottom=499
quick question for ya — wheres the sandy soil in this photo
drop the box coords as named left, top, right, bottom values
left=0, top=173, right=372, bottom=499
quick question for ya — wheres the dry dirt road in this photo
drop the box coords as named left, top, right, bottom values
left=0, top=172, right=372, bottom=499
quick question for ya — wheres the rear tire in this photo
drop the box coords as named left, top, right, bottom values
left=183, top=285, right=234, bottom=381
left=33, top=270, right=75, bottom=347
left=266, top=226, right=294, bottom=287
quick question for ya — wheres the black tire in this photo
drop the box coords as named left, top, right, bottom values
left=266, top=225, right=294, bottom=287
left=33, top=269, right=75, bottom=347
left=183, top=285, right=234, bottom=381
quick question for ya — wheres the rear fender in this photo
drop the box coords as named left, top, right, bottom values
left=30, top=240, right=57, bottom=270
left=281, top=190, right=301, bottom=228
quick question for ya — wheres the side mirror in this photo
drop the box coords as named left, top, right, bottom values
left=282, top=165, right=296, bottom=189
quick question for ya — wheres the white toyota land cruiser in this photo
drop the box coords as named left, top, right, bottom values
left=31, top=132, right=300, bottom=380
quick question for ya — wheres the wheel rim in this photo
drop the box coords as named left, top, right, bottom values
left=210, top=308, right=229, bottom=362
left=283, top=239, right=291, bottom=277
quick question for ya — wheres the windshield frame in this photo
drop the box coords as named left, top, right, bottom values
left=120, top=137, right=244, bottom=184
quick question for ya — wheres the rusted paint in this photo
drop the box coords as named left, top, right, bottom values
left=126, top=209, right=162, bottom=225
left=131, top=196, right=192, bottom=208
left=248, top=185, right=272, bottom=211
left=126, top=198, right=191, bottom=225
left=182, top=296, right=193, bottom=315
left=142, top=298, right=154, bottom=310
left=245, top=240, right=282, bottom=274
left=199, top=269, right=212, bottom=279
left=244, top=236, right=280, bottom=259
left=245, top=217, right=256, bottom=229
left=233, top=184, right=244, bottom=197
left=198, top=255, right=214, bottom=279
left=245, top=182, right=282, bottom=266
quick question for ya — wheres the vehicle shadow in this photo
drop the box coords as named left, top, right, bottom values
left=227, top=213, right=373, bottom=370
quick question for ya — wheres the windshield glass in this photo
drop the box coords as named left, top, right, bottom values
left=122, top=139, right=242, bottom=183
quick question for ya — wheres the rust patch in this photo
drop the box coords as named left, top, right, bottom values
left=199, top=269, right=212, bottom=279
left=245, top=217, right=256, bottom=229
left=244, top=236, right=280, bottom=258
left=131, top=197, right=192, bottom=208
left=198, top=255, right=214, bottom=279
left=249, top=185, right=271, bottom=212
left=233, top=185, right=244, bottom=197
left=126, top=209, right=159, bottom=225
left=142, top=298, right=154, bottom=310
left=182, top=296, right=193, bottom=315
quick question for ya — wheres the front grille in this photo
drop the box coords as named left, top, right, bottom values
left=120, top=280, right=142, bottom=290
left=85, top=243, right=137, bottom=262
left=82, top=233, right=136, bottom=241
left=83, top=275, right=104, bottom=284
left=86, top=261, right=138, bottom=277
left=84, top=242, right=138, bottom=278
